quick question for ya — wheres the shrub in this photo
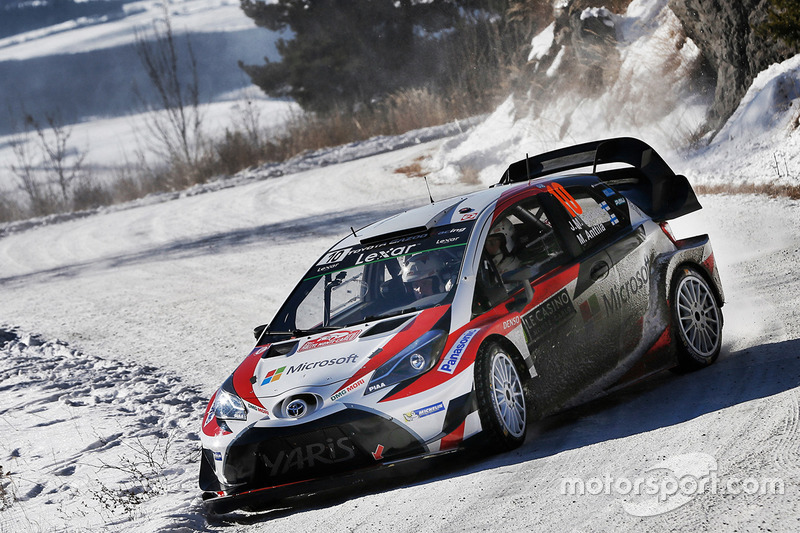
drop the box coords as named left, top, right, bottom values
left=0, top=465, right=14, bottom=511
left=759, top=0, right=800, bottom=47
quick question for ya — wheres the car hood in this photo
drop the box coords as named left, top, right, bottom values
left=229, top=307, right=451, bottom=411
left=250, top=328, right=389, bottom=400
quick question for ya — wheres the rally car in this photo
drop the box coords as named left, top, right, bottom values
left=199, top=137, right=724, bottom=512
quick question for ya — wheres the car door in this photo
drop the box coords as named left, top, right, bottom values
left=471, top=186, right=618, bottom=414
left=540, top=183, right=630, bottom=405
left=559, top=181, right=636, bottom=362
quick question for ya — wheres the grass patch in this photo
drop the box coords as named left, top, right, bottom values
left=1, top=87, right=488, bottom=225
left=695, top=182, right=800, bottom=200
left=0, top=465, right=15, bottom=511
left=394, top=157, right=429, bottom=179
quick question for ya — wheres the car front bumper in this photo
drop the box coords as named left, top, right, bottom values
left=200, top=406, right=428, bottom=498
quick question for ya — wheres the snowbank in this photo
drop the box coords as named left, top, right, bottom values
left=429, top=0, right=711, bottom=186
left=686, top=54, right=800, bottom=187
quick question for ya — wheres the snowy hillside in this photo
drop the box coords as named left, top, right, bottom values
left=0, top=0, right=286, bottom=142
left=2, top=0, right=800, bottom=531
left=0, top=0, right=293, bottom=193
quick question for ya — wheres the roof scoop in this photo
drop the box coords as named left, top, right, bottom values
left=357, top=201, right=458, bottom=245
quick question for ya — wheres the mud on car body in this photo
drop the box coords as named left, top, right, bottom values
left=199, top=138, right=724, bottom=512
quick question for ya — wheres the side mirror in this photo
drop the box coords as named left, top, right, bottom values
left=506, top=282, right=534, bottom=313
left=253, top=323, right=267, bottom=340
left=502, top=266, right=536, bottom=313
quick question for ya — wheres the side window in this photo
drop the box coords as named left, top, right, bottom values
left=476, top=195, right=570, bottom=319
left=510, top=199, right=568, bottom=276
left=547, top=183, right=625, bottom=253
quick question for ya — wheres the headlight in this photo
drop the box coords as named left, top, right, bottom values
left=212, top=381, right=248, bottom=421
left=367, top=330, right=447, bottom=393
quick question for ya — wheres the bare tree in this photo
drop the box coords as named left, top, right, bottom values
left=9, top=131, right=53, bottom=216
left=231, top=89, right=264, bottom=149
left=26, top=113, right=86, bottom=205
left=134, top=5, right=204, bottom=185
left=8, top=111, right=86, bottom=216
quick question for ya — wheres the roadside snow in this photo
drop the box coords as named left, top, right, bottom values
left=687, top=55, right=800, bottom=188
left=0, top=328, right=207, bottom=532
left=432, top=0, right=711, bottom=186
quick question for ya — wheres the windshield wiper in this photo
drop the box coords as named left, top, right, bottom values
left=358, top=306, right=421, bottom=325
left=260, top=326, right=341, bottom=338
left=291, top=326, right=341, bottom=337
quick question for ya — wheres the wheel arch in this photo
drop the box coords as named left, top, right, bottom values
left=670, top=260, right=724, bottom=311
left=472, top=334, right=529, bottom=450
left=479, top=333, right=529, bottom=378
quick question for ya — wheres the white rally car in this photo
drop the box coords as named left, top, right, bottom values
left=199, top=138, right=724, bottom=512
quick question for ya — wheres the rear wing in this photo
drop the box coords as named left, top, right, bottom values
left=497, top=137, right=701, bottom=221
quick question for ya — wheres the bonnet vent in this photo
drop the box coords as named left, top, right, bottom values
left=360, top=316, right=414, bottom=338
left=261, top=341, right=299, bottom=359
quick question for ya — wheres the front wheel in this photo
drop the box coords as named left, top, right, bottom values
left=474, top=342, right=527, bottom=451
left=672, top=267, right=722, bottom=371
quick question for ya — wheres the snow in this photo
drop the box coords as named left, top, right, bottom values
left=3, top=0, right=800, bottom=530
left=0, top=0, right=262, bottom=60
left=688, top=55, right=800, bottom=188
left=0, top=0, right=287, bottom=186
left=528, top=22, right=554, bottom=63
left=580, top=7, right=614, bottom=25
left=435, top=1, right=712, bottom=185
left=3, top=186, right=800, bottom=530
left=0, top=94, right=299, bottom=195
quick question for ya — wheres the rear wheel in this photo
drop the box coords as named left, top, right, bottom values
left=672, top=267, right=722, bottom=371
left=475, top=342, right=527, bottom=451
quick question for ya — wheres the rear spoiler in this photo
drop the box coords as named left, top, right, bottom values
left=497, top=137, right=701, bottom=221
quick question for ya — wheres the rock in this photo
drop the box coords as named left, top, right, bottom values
left=668, top=0, right=797, bottom=133
left=0, top=329, right=19, bottom=348
left=528, top=1, right=620, bottom=97
left=569, top=6, right=619, bottom=94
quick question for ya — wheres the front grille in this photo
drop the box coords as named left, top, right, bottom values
left=221, top=408, right=425, bottom=490
left=255, top=426, right=365, bottom=482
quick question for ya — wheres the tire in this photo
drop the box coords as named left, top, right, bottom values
left=474, top=341, right=527, bottom=451
left=672, top=266, right=722, bottom=371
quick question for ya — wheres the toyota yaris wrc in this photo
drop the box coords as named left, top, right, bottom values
left=199, top=138, right=724, bottom=512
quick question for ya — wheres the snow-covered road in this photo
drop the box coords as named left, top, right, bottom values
left=2, top=132, right=800, bottom=531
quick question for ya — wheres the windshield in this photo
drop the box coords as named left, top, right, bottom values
left=268, top=220, right=475, bottom=333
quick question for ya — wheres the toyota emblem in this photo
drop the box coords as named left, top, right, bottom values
left=286, top=399, right=308, bottom=418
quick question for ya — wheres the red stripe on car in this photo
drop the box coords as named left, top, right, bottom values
left=440, top=420, right=466, bottom=450
left=334, top=306, right=451, bottom=394
left=384, top=264, right=579, bottom=401
left=702, top=252, right=715, bottom=276
left=231, top=345, right=269, bottom=409
left=492, top=181, right=554, bottom=223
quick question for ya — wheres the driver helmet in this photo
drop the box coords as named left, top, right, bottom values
left=400, top=253, right=444, bottom=298
left=488, top=218, right=515, bottom=254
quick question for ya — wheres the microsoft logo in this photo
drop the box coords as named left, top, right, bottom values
left=261, top=366, right=286, bottom=385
